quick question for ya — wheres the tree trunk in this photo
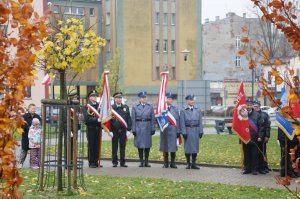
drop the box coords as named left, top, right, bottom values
left=57, top=70, right=67, bottom=191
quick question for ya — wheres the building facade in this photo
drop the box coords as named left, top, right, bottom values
left=103, top=0, right=202, bottom=97
left=202, top=12, right=262, bottom=82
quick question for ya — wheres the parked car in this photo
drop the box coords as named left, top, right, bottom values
left=260, top=106, right=271, bottom=113
left=267, top=107, right=280, bottom=117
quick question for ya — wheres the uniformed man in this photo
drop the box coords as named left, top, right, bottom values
left=85, top=90, right=101, bottom=168
left=180, top=94, right=204, bottom=170
left=243, top=99, right=264, bottom=175
left=111, top=92, right=132, bottom=167
left=131, top=91, right=155, bottom=167
left=253, top=101, right=271, bottom=174
left=160, top=92, right=180, bottom=169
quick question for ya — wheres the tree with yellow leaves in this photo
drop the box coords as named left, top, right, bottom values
left=36, top=18, right=105, bottom=191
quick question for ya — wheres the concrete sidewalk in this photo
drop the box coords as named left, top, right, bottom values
left=84, top=160, right=298, bottom=190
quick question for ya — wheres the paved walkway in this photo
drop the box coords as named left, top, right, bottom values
left=85, top=160, right=296, bottom=190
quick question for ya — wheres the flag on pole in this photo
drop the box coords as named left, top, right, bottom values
left=232, top=82, right=251, bottom=144
left=275, top=113, right=295, bottom=140
left=99, top=70, right=112, bottom=132
left=42, top=73, right=55, bottom=85
left=155, top=71, right=169, bottom=132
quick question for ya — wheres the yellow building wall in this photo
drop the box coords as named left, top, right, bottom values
left=177, top=0, right=198, bottom=81
left=123, top=0, right=155, bottom=87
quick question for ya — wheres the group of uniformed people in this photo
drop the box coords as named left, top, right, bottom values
left=85, top=90, right=204, bottom=169
left=242, top=99, right=271, bottom=175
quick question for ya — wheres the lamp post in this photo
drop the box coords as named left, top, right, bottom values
left=181, top=49, right=190, bottom=97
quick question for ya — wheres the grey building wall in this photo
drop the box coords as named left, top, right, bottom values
left=202, top=12, right=261, bottom=81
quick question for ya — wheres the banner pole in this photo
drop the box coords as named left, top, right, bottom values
left=285, top=135, right=288, bottom=177
left=240, top=141, right=244, bottom=169
left=163, top=129, right=167, bottom=167
left=98, top=126, right=103, bottom=168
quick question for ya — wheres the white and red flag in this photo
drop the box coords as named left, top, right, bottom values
left=42, top=73, right=55, bottom=85
left=155, top=71, right=169, bottom=132
left=99, top=70, right=112, bottom=132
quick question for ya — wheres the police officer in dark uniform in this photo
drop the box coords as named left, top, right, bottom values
left=111, top=92, right=132, bottom=167
left=253, top=101, right=271, bottom=174
left=85, top=90, right=101, bottom=168
left=180, top=95, right=204, bottom=170
left=160, top=92, right=180, bottom=168
left=131, top=91, right=155, bottom=167
left=243, top=99, right=264, bottom=175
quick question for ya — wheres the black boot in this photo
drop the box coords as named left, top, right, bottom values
left=144, top=148, right=151, bottom=167
left=170, top=152, right=177, bottom=169
left=138, top=148, right=144, bottom=167
left=163, top=152, right=169, bottom=168
left=191, top=153, right=200, bottom=170
left=185, top=153, right=191, bottom=169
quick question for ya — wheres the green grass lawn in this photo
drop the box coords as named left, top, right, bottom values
left=18, top=170, right=292, bottom=199
left=49, top=129, right=281, bottom=167
left=103, top=129, right=281, bottom=167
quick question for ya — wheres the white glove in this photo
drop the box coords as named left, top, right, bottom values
left=109, top=132, right=114, bottom=138
left=71, top=131, right=73, bottom=137
left=126, top=131, right=131, bottom=137
left=97, top=118, right=101, bottom=122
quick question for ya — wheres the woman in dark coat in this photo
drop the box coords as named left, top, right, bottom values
left=19, top=104, right=41, bottom=167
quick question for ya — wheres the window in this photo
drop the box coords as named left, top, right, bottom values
left=64, top=6, right=85, bottom=15
left=235, top=56, right=241, bottom=67
left=163, top=13, right=168, bottom=25
left=25, top=86, right=31, bottom=98
left=90, top=8, right=95, bottom=16
left=171, top=40, right=175, bottom=52
left=171, top=67, right=176, bottom=80
left=268, top=71, right=272, bottom=84
left=155, top=39, right=160, bottom=52
left=163, top=40, right=167, bottom=52
left=236, top=36, right=241, bottom=49
left=53, top=5, right=59, bottom=14
left=155, top=66, right=160, bottom=80
left=64, top=6, right=71, bottom=14
left=106, top=12, right=111, bottom=25
left=171, top=13, right=176, bottom=25
left=155, top=12, right=160, bottom=24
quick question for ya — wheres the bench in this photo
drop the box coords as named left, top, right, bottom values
left=214, top=120, right=225, bottom=134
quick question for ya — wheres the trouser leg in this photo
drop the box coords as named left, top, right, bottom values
left=19, top=149, right=28, bottom=165
left=185, top=153, right=191, bottom=169
left=144, top=148, right=151, bottom=167
left=120, top=130, right=126, bottom=165
left=112, top=132, right=119, bottom=165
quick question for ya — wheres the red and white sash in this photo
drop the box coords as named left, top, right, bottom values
left=168, top=111, right=177, bottom=127
left=87, top=104, right=100, bottom=118
left=112, top=109, right=128, bottom=129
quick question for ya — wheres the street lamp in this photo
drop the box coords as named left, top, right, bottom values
left=181, top=49, right=190, bottom=97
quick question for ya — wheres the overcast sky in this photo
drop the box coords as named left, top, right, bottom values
left=202, top=0, right=255, bottom=22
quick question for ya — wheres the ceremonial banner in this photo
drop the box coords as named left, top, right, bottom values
left=232, top=82, right=251, bottom=144
left=275, top=113, right=295, bottom=140
left=99, top=70, right=112, bottom=132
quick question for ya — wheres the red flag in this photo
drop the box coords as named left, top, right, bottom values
left=232, top=82, right=251, bottom=144
left=99, top=70, right=112, bottom=132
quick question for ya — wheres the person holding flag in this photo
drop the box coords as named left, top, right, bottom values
left=159, top=92, right=180, bottom=169
left=111, top=92, right=132, bottom=167
left=131, top=91, right=155, bottom=167
left=242, top=99, right=264, bottom=175
left=180, top=94, right=204, bottom=170
left=253, top=101, right=271, bottom=174
left=85, top=90, right=101, bottom=168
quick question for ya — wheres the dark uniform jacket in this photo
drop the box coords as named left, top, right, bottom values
left=111, top=104, right=132, bottom=131
left=85, top=101, right=100, bottom=126
left=22, top=113, right=42, bottom=150
left=248, top=110, right=264, bottom=142
left=258, top=110, right=271, bottom=138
